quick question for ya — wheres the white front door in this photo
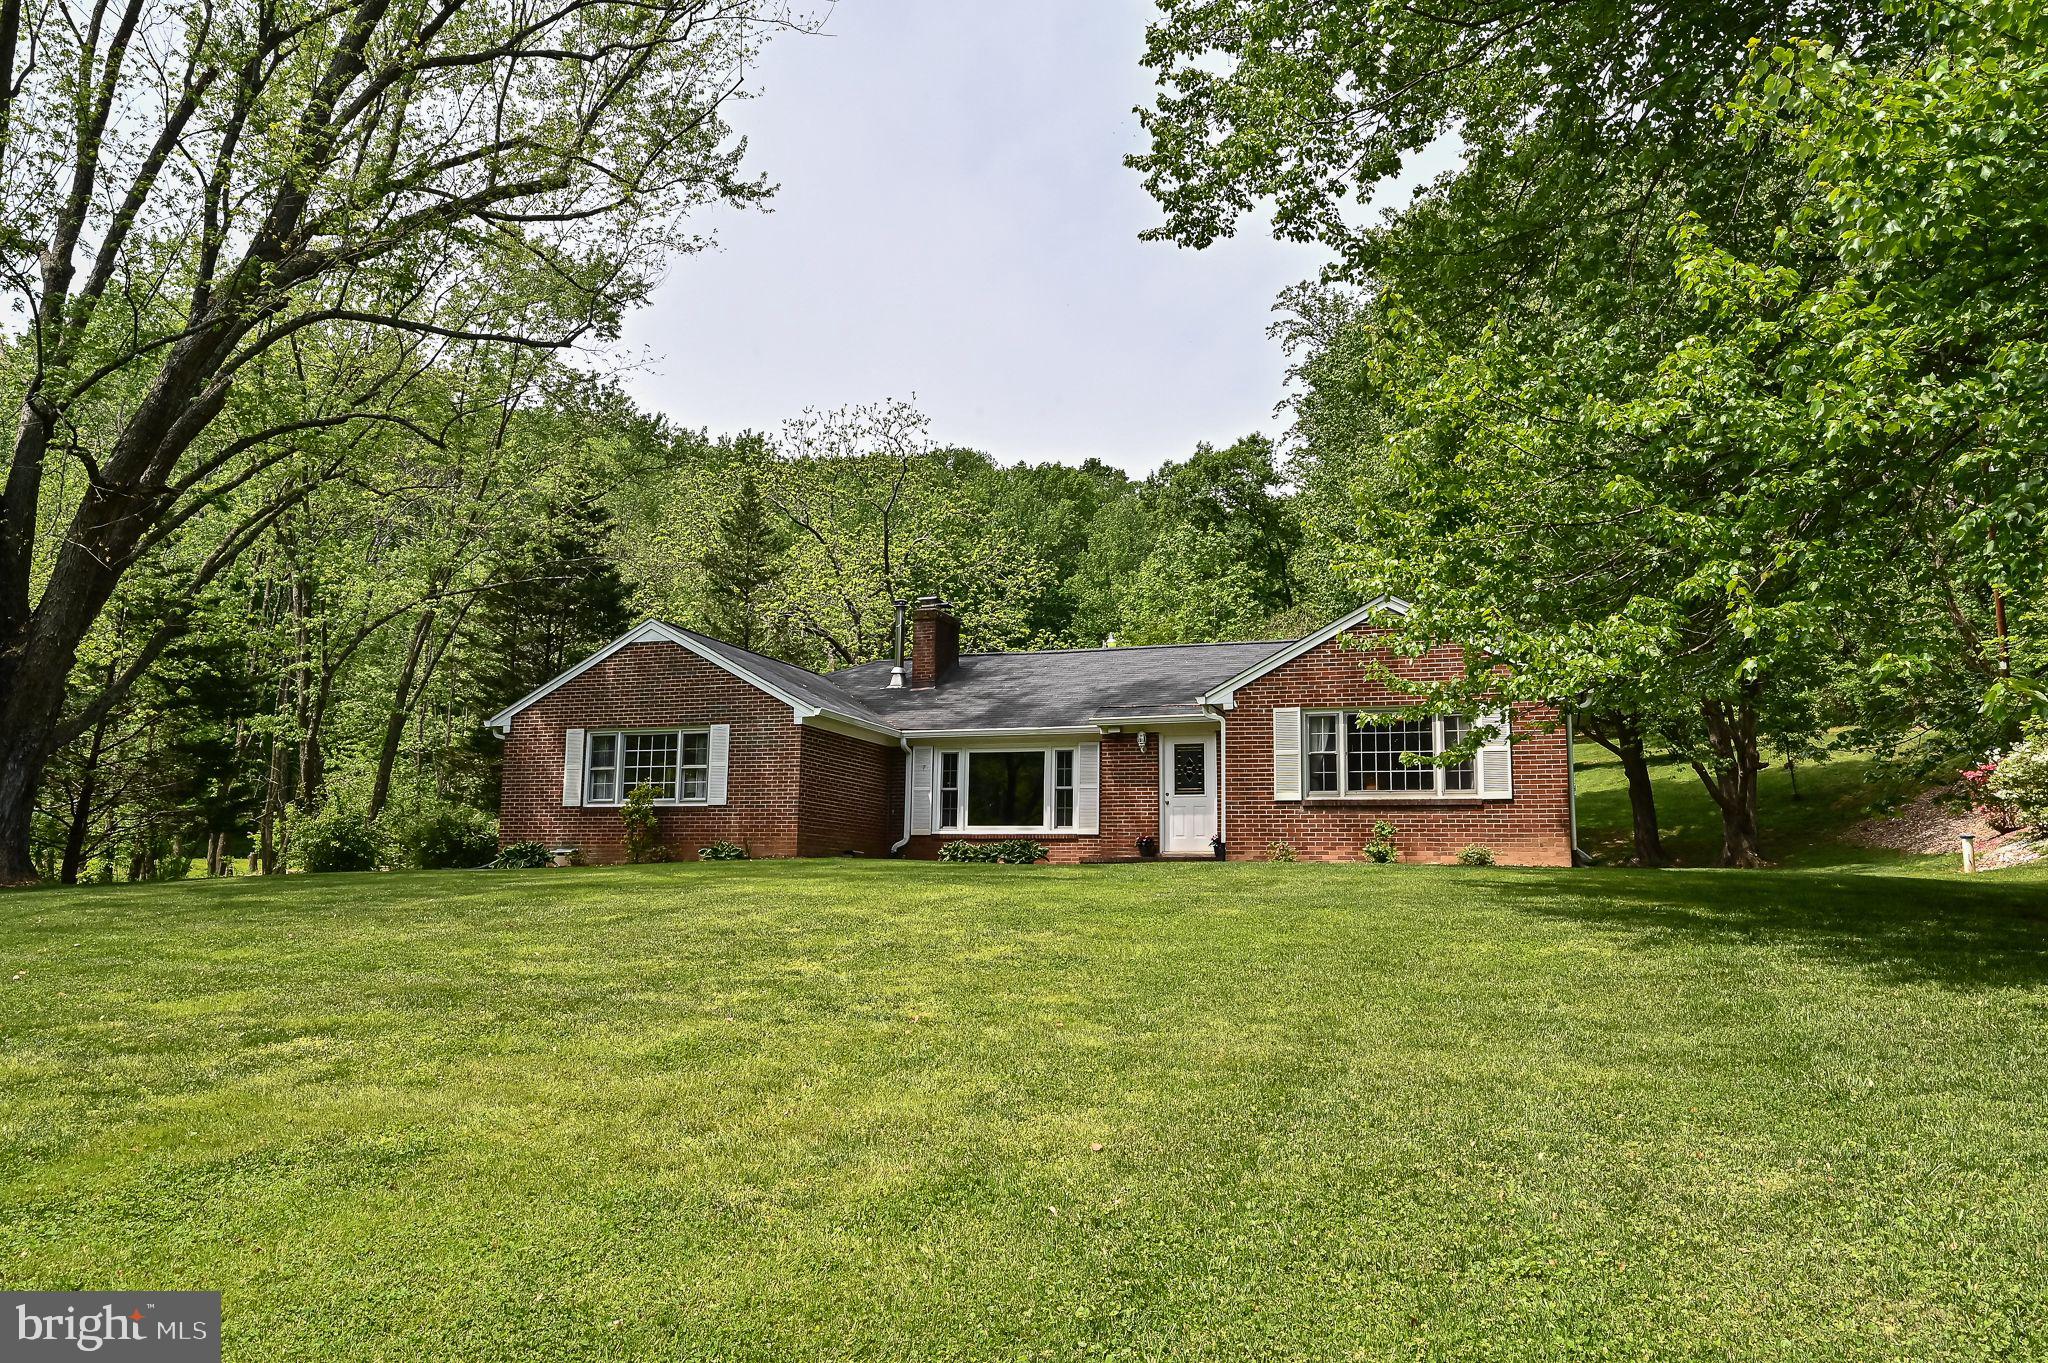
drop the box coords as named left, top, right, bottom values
left=1161, top=736, right=1217, bottom=854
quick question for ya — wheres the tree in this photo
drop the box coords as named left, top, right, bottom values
left=0, top=0, right=786, bottom=879
left=1132, top=0, right=1942, bottom=865
left=698, top=471, right=792, bottom=651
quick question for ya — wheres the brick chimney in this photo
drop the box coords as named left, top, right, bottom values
left=909, top=596, right=959, bottom=688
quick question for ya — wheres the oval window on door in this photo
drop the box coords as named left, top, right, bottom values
left=1173, top=743, right=1205, bottom=795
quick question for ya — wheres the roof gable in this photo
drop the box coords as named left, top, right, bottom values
left=1196, top=598, right=1410, bottom=706
left=483, top=620, right=896, bottom=736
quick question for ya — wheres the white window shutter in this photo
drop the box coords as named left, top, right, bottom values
left=561, top=728, right=585, bottom=807
left=1075, top=742, right=1101, bottom=834
left=707, top=723, right=730, bottom=805
left=1272, top=706, right=1302, bottom=801
left=909, top=745, right=935, bottom=835
left=1477, top=710, right=1513, bottom=799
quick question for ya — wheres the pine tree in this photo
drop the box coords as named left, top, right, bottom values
left=699, top=474, right=791, bottom=652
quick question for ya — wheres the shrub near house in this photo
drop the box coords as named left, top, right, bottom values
left=488, top=599, right=1575, bottom=865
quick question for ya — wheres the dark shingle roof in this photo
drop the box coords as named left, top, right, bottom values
left=666, top=625, right=902, bottom=730
left=825, top=639, right=1289, bottom=731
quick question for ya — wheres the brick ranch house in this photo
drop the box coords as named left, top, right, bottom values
left=487, top=598, right=1580, bottom=865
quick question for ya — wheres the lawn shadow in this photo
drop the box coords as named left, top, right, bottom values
left=1499, top=868, right=2048, bottom=993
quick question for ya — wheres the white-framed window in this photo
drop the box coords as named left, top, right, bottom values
left=1304, top=712, right=1477, bottom=798
left=584, top=728, right=712, bottom=805
left=934, top=746, right=1080, bottom=833
left=939, top=751, right=961, bottom=829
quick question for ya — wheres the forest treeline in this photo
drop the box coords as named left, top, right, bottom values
left=28, top=386, right=1340, bottom=883
left=4, top=0, right=2045, bottom=878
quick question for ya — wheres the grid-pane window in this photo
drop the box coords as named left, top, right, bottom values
left=679, top=731, right=711, bottom=801
left=1053, top=750, right=1075, bottom=828
left=967, top=751, right=1045, bottom=827
left=622, top=731, right=680, bottom=799
left=1347, top=714, right=1434, bottom=792
left=939, top=752, right=961, bottom=829
left=587, top=733, right=618, bottom=804
left=1305, top=714, right=1339, bottom=794
left=1440, top=715, right=1476, bottom=792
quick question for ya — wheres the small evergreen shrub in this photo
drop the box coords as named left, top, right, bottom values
left=1267, top=840, right=1297, bottom=863
left=491, top=840, right=552, bottom=869
left=1363, top=820, right=1399, bottom=864
left=621, top=785, right=668, bottom=863
left=295, top=802, right=385, bottom=872
left=1456, top=844, right=1496, bottom=866
left=698, top=840, right=749, bottom=861
left=1990, top=723, right=2048, bottom=829
left=389, top=798, right=499, bottom=869
left=939, top=839, right=1048, bottom=864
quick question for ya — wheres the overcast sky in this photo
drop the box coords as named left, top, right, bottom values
left=619, top=1, right=1454, bottom=476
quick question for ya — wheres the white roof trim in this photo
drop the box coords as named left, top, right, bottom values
left=484, top=620, right=888, bottom=736
left=1198, top=598, right=1411, bottom=707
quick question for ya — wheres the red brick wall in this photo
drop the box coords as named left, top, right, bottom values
left=1223, top=632, right=1573, bottom=866
left=901, top=732, right=1165, bottom=863
left=500, top=641, right=897, bottom=862
left=796, top=724, right=902, bottom=857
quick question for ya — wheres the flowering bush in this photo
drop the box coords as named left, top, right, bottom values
left=1989, top=724, right=2048, bottom=831
left=1958, top=760, right=2019, bottom=833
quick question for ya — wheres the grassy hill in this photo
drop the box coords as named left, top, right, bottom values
left=5, top=859, right=2045, bottom=1359
left=1572, top=742, right=1981, bottom=873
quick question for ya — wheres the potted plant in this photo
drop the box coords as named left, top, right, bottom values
left=1210, top=836, right=1226, bottom=860
left=1136, top=834, right=1159, bottom=858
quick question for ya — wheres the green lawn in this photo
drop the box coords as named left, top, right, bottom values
left=5, top=861, right=2046, bottom=1359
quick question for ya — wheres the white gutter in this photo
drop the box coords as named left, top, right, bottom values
left=898, top=725, right=1105, bottom=739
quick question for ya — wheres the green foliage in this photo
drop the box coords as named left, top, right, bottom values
left=1456, top=844, right=1496, bottom=867
left=1989, top=724, right=2048, bottom=830
left=490, top=841, right=554, bottom=870
left=697, top=840, right=750, bottom=861
left=294, top=803, right=386, bottom=874
left=622, top=786, right=667, bottom=865
left=1363, top=820, right=1399, bottom=864
left=387, top=798, right=500, bottom=871
left=937, top=839, right=1049, bottom=865
left=1266, top=840, right=1297, bottom=864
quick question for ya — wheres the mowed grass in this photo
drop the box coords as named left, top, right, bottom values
left=5, top=861, right=2048, bottom=1360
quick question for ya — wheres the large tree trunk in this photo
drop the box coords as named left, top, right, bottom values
left=1581, top=713, right=1668, bottom=866
left=0, top=634, right=75, bottom=882
left=1613, top=738, right=1668, bottom=867
left=1691, top=697, right=1765, bottom=868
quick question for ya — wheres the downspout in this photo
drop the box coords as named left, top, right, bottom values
left=1567, top=713, right=1587, bottom=866
left=890, top=737, right=913, bottom=854
left=1208, top=704, right=1228, bottom=849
